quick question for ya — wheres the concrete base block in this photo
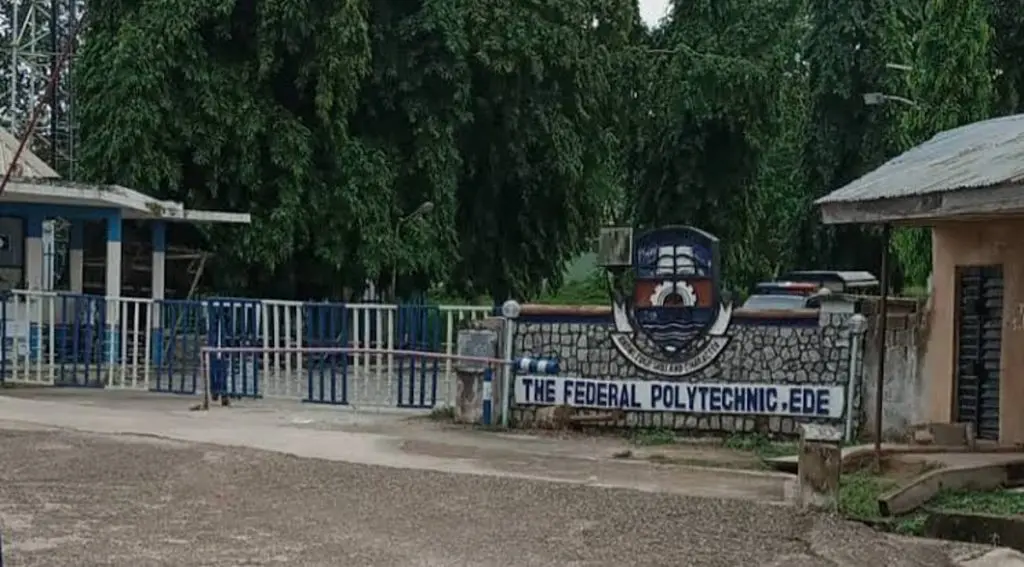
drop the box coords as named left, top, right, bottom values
left=797, top=424, right=843, bottom=512
left=911, top=422, right=972, bottom=447
left=454, top=370, right=484, bottom=424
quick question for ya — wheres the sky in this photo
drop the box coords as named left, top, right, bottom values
left=638, top=0, right=671, bottom=28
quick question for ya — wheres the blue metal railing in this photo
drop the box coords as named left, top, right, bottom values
left=0, top=292, right=477, bottom=409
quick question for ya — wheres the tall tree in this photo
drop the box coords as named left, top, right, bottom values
left=76, top=0, right=384, bottom=298
left=889, top=0, right=994, bottom=287
left=444, top=0, right=619, bottom=299
left=801, top=0, right=907, bottom=286
left=75, top=0, right=618, bottom=300
left=630, top=0, right=804, bottom=291
left=989, top=0, right=1024, bottom=114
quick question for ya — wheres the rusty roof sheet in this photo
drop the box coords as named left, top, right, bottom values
left=815, top=113, right=1024, bottom=205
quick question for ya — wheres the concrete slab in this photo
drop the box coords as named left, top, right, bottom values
left=765, top=444, right=1024, bottom=474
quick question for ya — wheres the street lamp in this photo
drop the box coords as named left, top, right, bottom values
left=391, top=201, right=435, bottom=302
left=863, top=92, right=917, bottom=107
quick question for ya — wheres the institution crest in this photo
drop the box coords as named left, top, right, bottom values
left=603, top=226, right=732, bottom=377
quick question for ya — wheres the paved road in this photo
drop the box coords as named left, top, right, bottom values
left=0, top=391, right=995, bottom=566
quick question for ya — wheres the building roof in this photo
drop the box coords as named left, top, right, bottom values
left=0, top=127, right=248, bottom=224
left=3, top=177, right=251, bottom=224
left=816, top=113, right=1024, bottom=224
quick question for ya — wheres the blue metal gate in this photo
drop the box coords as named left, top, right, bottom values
left=150, top=299, right=205, bottom=394
left=207, top=298, right=262, bottom=398
left=303, top=302, right=348, bottom=404
left=396, top=304, right=441, bottom=408
left=52, top=294, right=107, bottom=388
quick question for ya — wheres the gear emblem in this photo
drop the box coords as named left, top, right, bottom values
left=649, top=281, right=697, bottom=307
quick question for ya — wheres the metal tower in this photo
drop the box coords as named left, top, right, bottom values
left=1, top=0, right=82, bottom=179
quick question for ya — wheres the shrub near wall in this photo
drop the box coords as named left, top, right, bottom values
left=510, top=302, right=867, bottom=436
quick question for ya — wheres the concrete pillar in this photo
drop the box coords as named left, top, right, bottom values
left=151, top=221, right=166, bottom=301
left=105, top=214, right=122, bottom=299
left=797, top=424, right=843, bottom=512
left=151, top=221, right=166, bottom=366
left=105, top=214, right=122, bottom=366
left=69, top=220, right=84, bottom=294
left=24, top=214, right=43, bottom=290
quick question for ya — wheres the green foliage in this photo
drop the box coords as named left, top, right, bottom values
left=722, top=433, right=799, bottom=459
left=538, top=270, right=607, bottom=305
left=931, top=489, right=1024, bottom=516
left=72, top=0, right=1019, bottom=301
left=889, top=0, right=995, bottom=289
left=75, top=0, right=626, bottom=300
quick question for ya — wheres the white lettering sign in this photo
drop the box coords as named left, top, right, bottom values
left=514, top=376, right=845, bottom=418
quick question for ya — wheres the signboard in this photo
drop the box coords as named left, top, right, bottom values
left=455, top=329, right=497, bottom=373
left=514, top=376, right=845, bottom=418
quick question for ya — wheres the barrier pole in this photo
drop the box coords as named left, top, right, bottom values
left=482, top=366, right=493, bottom=426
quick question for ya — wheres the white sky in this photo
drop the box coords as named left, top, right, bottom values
left=638, top=0, right=671, bottom=28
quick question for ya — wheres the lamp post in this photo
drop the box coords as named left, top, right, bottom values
left=390, top=201, right=435, bottom=302
left=862, top=92, right=917, bottom=107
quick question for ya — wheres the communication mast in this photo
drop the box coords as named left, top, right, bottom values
left=1, top=0, right=82, bottom=179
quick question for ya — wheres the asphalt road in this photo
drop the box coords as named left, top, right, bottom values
left=0, top=426, right=986, bottom=567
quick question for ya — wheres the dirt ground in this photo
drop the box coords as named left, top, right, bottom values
left=0, top=389, right=1000, bottom=566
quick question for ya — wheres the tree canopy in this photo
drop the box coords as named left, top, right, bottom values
left=72, top=0, right=1020, bottom=301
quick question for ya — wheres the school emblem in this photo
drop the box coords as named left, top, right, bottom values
left=607, top=226, right=732, bottom=377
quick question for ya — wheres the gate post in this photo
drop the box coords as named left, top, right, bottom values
left=499, top=300, right=521, bottom=428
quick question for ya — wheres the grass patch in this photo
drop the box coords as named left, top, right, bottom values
left=930, top=489, right=1024, bottom=516
left=839, top=471, right=928, bottom=535
left=840, top=471, right=899, bottom=518
left=722, top=433, right=799, bottom=459
left=629, top=428, right=677, bottom=446
left=837, top=458, right=949, bottom=536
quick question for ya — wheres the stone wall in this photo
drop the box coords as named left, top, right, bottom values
left=511, top=303, right=867, bottom=436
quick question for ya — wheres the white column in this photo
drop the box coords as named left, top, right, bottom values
left=69, top=220, right=84, bottom=293
left=105, top=215, right=122, bottom=299
left=151, top=221, right=166, bottom=301
left=150, top=221, right=166, bottom=367
left=24, top=214, right=43, bottom=290
left=105, top=214, right=123, bottom=367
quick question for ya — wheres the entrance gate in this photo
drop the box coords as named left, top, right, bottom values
left=208, top=298, right=262, bottom=398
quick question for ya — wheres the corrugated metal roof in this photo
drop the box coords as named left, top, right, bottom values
left=815, top=113, right=1024, bottom=205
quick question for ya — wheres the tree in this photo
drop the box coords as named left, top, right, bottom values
left=629, top=0, right=808, bottom=291
left=989, top=0, right=1024, bottom=114
left=800, top=0, right=910, bottom=288
left=75, top=0, right=619, bottom=300
left=76, top=0, right=388, bottom=298
left=889, top=0, right=994, bottom=288
left=443, top=0, right=620, bottom=299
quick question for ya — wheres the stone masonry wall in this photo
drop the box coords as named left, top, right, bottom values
left=511, top=306, right=866, bottom=436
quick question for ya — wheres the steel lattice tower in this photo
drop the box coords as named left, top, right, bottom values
left=1, top=0, right=82, bottom=179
